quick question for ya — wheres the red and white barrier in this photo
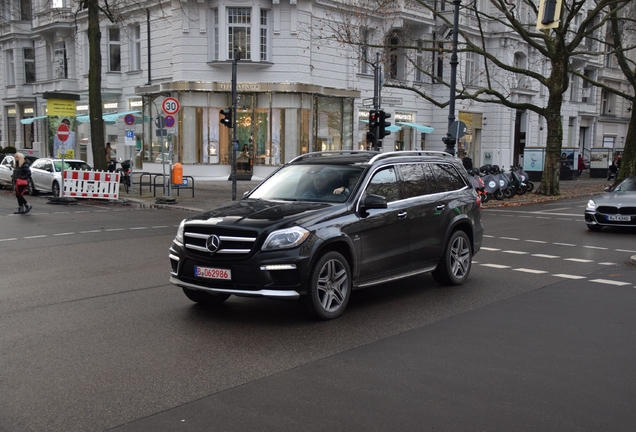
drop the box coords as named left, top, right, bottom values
left=63, top=170, right=120, bottom=199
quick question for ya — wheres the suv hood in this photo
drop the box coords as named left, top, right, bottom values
left=186, top=199, right=338, bottom=230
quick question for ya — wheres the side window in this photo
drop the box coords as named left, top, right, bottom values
left=366, top=166, right=399, bottom=202
left=429, top=163, right=466, bottom=192
left=398, top=163, right=435, bottom=198
left=32, top=159, right=45, bottom=169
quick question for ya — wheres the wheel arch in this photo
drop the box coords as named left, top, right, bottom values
left=308, top=236, right=356, bottom=280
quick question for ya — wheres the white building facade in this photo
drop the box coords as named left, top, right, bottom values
left=0, top=0, right=630, bottom=179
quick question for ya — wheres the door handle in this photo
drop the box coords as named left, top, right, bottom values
left=397, top=211, right=407, bottom=219
left=436, top=204, right=446, bottom=211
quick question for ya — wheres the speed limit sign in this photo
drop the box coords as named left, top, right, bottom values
left=162, top=97, right=180, bottom=115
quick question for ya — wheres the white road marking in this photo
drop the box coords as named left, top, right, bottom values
left=481, top=247, right=501, bottom=251
left=519, top=215, right=533, bottom=218
left=0, top=238, right=17, bottom=242
left=554, top=242, right=576, bottom=247
left=483, top=235, right=495, bottom=238
left=502, top=250, right=529, bottom=255
left=526, top=240, right=548, bottom=244
left=557, top=218, right=573, bottom=221
left=598, top=262, right=618, bottom=266
left=105, top=228, right=125, bottom=232
left=500, top=237, right=519, bottom=241
left=589, top=279, right=632, bottom=286
left=531, top=254, right=560, bottom=259
left=80, top=230, right=102, bottom=233
left=152, top=225, right=169, bottom=229
left=616, top=249, right=636, bottom=253
left=536, top=216, right=552, bottom=219
left=480, top=264, right=511, bottom=269
left=553, top=274, right=586, bottom=279
left=565, top=258, right=594, bottom=263
left=130, top=227, right=148, bottom=230
left=53, top=232, right=75, bottom=236
left=24, top=235, right=47, bottom=239
left=514, top=268, right=548, bottom=274
left=584, top=245, right=608, bottom=250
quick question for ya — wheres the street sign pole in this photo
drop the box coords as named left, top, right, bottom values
left=231, top=47, right=241, bottom=201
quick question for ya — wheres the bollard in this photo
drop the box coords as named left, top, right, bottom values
left=172, top=162, right=183, bottom=185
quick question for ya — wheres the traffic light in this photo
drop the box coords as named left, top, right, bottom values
left=366, top=131, right=376, bottom=148
left=368, top=110, right=379, bottom=128
left=442, top=134, right=456, bottom=155
left=220, top=108, right=233, bottom=128
left=537, top=0, right=563, bottom=29
left=379, top=111, right=391, bottom=139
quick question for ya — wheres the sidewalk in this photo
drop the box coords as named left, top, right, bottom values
left=118, top=171, right=613, bottom=212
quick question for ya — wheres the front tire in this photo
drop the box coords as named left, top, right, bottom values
left=302, top=251, right=351, bottom=320
left=526, top=181, right=534, bottom=192
left=182, top=287, right=230, bottom=305
left=27, top=178, right=36, bottom=196
left=432, top=231, right=472, bottom=285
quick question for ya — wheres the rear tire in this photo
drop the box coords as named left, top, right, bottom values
left=27, top=178, right=36, bottom=196
left=432, top=231, right=472, bottom=286
left=52, top=181, right=60, bottom=197
left=526, top=181, right=534, bottom=192
left=302, top=251, right=351, bottom=320
left=182, top=287, right=230, bottom=305
left=494, top=189, right=504, bottom=200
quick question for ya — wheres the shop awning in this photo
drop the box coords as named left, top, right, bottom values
left=396, top=122, right=434, bottom=133
left=76, top=110, right=142, bottom=124
left=360, top=119, right=402, bottom=133
left=20, top=116, right=48, bottom=124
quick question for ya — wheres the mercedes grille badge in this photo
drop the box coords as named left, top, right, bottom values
left=206, top=235, right=221, bottom=253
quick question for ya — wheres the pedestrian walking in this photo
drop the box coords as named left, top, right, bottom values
left=105, top=142, right=112, bottom=163
left=577, top=154, right=585, bottom=176
left=13, top=152, right=32, bottom=214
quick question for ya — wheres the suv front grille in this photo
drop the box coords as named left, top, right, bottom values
left=184, top=227, right=258, bottom=257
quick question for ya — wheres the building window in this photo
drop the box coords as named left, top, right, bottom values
left=24, top=48, right=35, bottom=83
left=228, top=7, right=251, bottom=60
left=260, top=9, right=269, bottom=61
left=54, top=42, right=68, bottom=79
left=20, top=0, right=31, bottom=20
left=388, top=36, right=399, bottom=79
left=208, top=8, right=219, bottom=61
left=6, top=50, right=15, bottom=86
left=108, top=28, right=121, bottom=72
left=360, top=28, right=370, bottom=75
left=464, top=50, right=477, bottom=84
left=582, top=69, right=594, bottom=103
left=130, top=24, right=141, bottom=71
left=83, top=31, right=89, bottom=74
left=570, top=74, right=579, bottom=102
left=435, top=42, right=444, bottom=83
left=415, top=40, right=424, bottom=82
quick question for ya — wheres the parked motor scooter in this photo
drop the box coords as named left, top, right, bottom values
left=116, top=159, right=132, bottom=193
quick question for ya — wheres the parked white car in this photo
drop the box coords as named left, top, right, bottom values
left=30, top=158, right=92, bottom=197
left=0, top=154, right=39, bottom=190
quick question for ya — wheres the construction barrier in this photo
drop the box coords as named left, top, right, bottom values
left=63, top=170, right=120, bottom=199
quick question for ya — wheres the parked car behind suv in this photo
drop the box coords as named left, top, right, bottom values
left=169, top=151, right=483, bottom=320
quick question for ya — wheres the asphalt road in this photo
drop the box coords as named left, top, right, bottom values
left=1, top=191, right=635, bottom=432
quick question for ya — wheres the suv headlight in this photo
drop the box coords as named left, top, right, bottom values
left=586, top=199, right=597, bottom=211
left=175, top=220, right=186, bottom=243
left=262, top=227, right=310, bottom=251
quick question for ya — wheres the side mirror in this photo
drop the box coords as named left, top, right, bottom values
left=604, top=186, right=611, bottom=192
left=360, top=193, right=387, bottom=211
left=242, top=190, right=251, bottom=198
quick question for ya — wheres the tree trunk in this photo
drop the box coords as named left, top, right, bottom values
left=88, top=0, right=106, bottom=171
left=617, top=111, right=636, bottom=180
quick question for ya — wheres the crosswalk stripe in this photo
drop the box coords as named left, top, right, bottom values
left=514, top=268, right=548, bottom=274
left=553, top=274, right=586, bottom=279
left=589, top=279, right=632, bottom=286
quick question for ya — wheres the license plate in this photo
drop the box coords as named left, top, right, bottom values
left=194, top=266, right=232, bottom=280
left=607, top=215, right=631, bottom=221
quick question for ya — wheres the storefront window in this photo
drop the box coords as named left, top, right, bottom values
left=316, top=97, right=344, bottom=152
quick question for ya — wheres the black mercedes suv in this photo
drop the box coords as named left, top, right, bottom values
left=169, top=151, right=483, bottom=320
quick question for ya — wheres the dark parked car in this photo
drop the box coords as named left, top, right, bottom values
left=169, top=151, right=484, bottom=320
left=585, top=176, right=636, bottom=231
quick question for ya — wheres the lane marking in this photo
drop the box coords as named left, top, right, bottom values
left=152, top=225, right=169, bottom=229
left=502, top=250, right=529, bottom=255
left=130, top=227, right=149, bottom=230
left=53, top=232, right=75, bottom=236
left=616, top=249, right=636, bottom=253
left=526, top=240, right=548, bottom=244
left=565, top=258, right=594, bottom=263
left=0, top=238, right=18, bottom=242
left=483, top=235, right=495, bottom=238
left=553, top=274, right=586, bottom=279
left=514, top=268, right=548, bottom=274
left=80, top=230, right=102, bottom=233
left=589, top=279, right=632, bottom=286
left=105, top=228, right=125, bottom=232
left=500, top=237, right=520, bottom=241
left=481, top=247, right=501, bottom=251
left=598, top=262, right=618, bottom=266
left=584, top=245, right=608, bottom=250
left=536, top=217, right=552, bottom=219
left=554, top=242, right=576, bottom=247
left=480, top=264, right=511, bottom=269
left=531, top=254, right=560, bottom=259
left=24, top=235, right=47, bottom=239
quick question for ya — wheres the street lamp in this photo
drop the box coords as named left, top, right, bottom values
left=443, top=0, right=461, bottom=156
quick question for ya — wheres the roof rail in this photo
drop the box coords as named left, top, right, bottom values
left=368, top=150, right=457, bottom=164
left=289, top=150, right=376, bottom=164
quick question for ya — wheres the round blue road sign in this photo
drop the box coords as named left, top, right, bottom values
left=165, top=115, right=175, bottom=128
left=124, top=114, right=136, bottom=126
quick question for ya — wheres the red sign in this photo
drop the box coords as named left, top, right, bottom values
left=162, top=97, right=180, bottom=115
left=165, top=115, right=175, bottom=128
left=124, top=114, right=136, bottom=125
left=57, top=123, right=70, bottom=142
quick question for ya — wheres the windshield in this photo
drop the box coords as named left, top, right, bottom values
left=54, top=161, right=92, bottom=172
left=248, top=164, right=365, bottom=203
left=615, top=177, right=636, bottom=192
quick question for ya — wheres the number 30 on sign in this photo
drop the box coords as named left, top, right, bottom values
left=162, top=97, right=180, bottom=115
